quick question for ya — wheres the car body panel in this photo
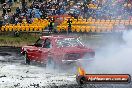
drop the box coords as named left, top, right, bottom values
left=21, top=35, right=95, bottom=64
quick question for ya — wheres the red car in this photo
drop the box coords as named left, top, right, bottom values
left=21, top=35, right=95, bottom=67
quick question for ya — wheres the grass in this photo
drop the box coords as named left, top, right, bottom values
left=0, top=33, right=102, bottom=48
left=0, top=33, right=106, bottom=47
left=0, top=32, right=123, bottom=49
left=0, top=33, right=40, bottom=47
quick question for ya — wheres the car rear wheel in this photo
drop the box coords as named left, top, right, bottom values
left=24, top=52, right=30, bottom=65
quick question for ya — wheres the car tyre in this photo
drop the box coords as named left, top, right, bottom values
left=24, top=52, right=30, bottom=65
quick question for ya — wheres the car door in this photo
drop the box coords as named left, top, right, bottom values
left=26, top=45, right=37, bottom=60
left=40, top=38, right=53, bottom=63
left=32, top=38, right=44, bottom=62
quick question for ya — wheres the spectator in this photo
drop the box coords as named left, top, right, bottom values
left=22, top=0, right=27, bottom=9
left=16, top=7, right=21, bottom=14
left=67, top=18, right=72, bottom=33
left=15, top=17, right=18, bottom=24
left=4, top=14, right=9, bottom=24
left=48, top=18, right=55, bottom=33
left=8, top=0, right=13, bottom=7
left=2, top=3, right=7, bottom=15
left=7, top=6, right=11, bottom=14
left=10, top=13, right=15, bottom=24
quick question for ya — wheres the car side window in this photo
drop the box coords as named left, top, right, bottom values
left=35, top=39, right=43, bottom=47
left=43, top=38, right=52, bottom=48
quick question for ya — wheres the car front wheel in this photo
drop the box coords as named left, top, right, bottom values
left=24, top=52, right=30, bottom=65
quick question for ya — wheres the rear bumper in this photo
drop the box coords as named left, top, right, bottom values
left=61, top=58, right=94, bottom=64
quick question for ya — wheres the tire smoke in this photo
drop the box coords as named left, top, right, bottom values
left=81, top=31, right=132, bottom=74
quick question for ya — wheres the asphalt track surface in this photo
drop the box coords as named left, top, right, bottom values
left=0, top=33, right=132, bottom=88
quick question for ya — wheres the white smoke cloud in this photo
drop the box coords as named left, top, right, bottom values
left=81, top=31, right=132, bottom=74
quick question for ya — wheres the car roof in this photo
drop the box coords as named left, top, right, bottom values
left=40, top=35, right=78, bottom=40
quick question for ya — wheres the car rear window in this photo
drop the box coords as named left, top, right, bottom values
left=56, top=38, right=83, bottom=47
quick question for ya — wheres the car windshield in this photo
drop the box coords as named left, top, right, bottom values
left=56, top=38, right=83, bottom=47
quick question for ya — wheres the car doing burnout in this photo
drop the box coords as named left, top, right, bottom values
left=21, top=35, right=95, bottom=66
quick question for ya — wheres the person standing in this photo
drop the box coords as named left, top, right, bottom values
left=8, top=0, right=13, bottom=7
left=2, top=3, right=7, bottom=15
left=16, top=7, right=21, bottom=15
left=48, top=18, right=54, bottom=33
left=4, top=14, right=9, bottom=24
left=67, top=18, right=72, bottom=33
left=7, top=6, right=11, bottom=14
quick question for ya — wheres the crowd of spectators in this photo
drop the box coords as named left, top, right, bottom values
left=92, top=0, right=132, bottom=20
left=1, top=0, right=132, bottom=25
left=1, top=0, right=80, bottom=24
